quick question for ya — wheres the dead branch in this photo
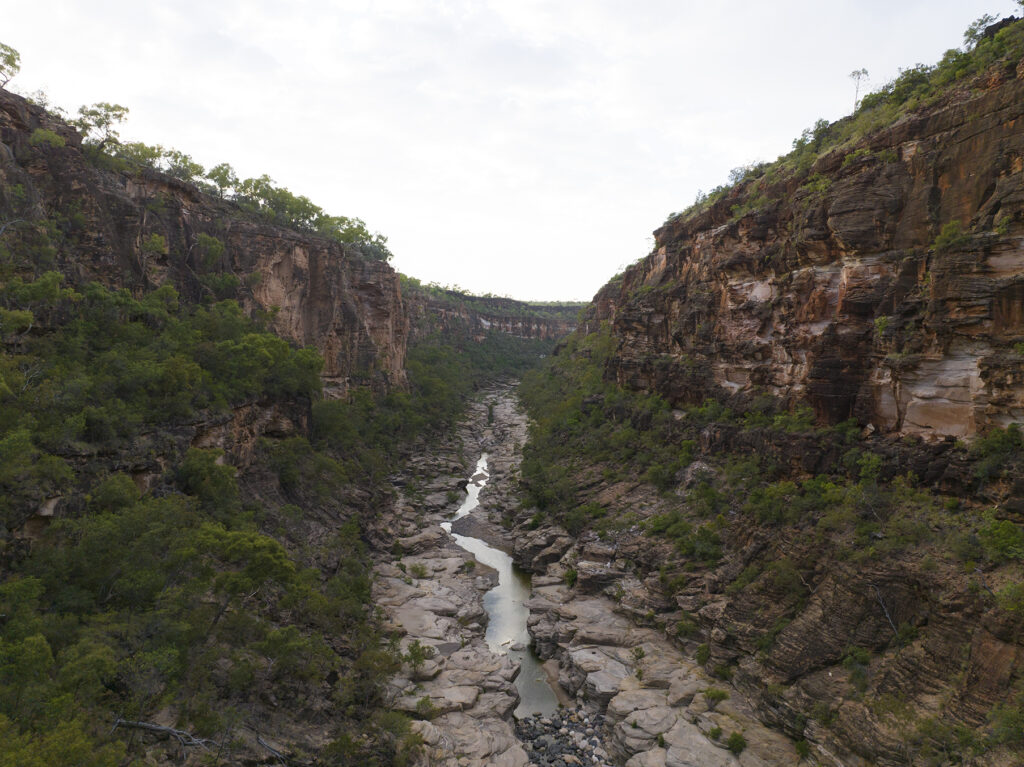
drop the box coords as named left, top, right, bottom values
left=0, top=219, right=24, bottom=237
left=871, top=584, right=899, bottom=635
left=244, top=722, right=289, bottom=765
left=112, top=717, right=218, bottom=757
left=973, top=567, right=997, bottom=598
left=256, top=734, right=288, bottom=765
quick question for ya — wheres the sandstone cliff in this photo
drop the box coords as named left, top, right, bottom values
left=405, top=285, right=579, bottom=343
left=0, top=89, right=408, bottom=396
left=515, top=25, right=1024, bottom=767
left=587, top=56, right=1024, bottom=440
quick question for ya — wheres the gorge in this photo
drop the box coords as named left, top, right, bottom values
left=1, top=10, right=1024, bottom=767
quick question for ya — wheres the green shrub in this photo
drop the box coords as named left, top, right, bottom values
left=29, top=128, right=65, bottom=148
left=696, top=644, right=710, bottom=665
left=88, top=474, right=140, bottom=512
left=726, top=731, right=747, bottom=755
left=564, top=566, right=578, bottom=588
left=971, top=424, right=1023, bottom=484
left=674, top=611, right=698, bottom=637
left=842, top=646, right=871, bottom=691
left=932, top=220, right=970, bottom=251
left=989, top=693, right=1024, bottom=745
left=997, top=583, right=1024, bottom=614
left=712, top=663, right=734, bottom=681
left=177, top=448, right=239, bottom=516
left=979, top=516, right=1024, bottom=563
left=414, top=696, right=438, bottom=720
left=705, top=687, right=728, bottom=709
left=141, top=233, right=166, bottom=254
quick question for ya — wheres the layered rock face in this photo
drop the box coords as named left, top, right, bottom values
left=407, top=289, right=578, bottom=342
left=588, top=67, right=1024, bottom=440
left=0, top=90, right=407, bottom=396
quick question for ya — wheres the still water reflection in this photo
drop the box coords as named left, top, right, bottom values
left=441, top=454, right=560, bottom=717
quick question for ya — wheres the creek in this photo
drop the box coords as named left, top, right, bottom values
left=441, top=452, right=560, bottom=718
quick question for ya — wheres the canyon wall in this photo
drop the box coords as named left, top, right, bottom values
left=406, top=288, right=578, bottom=342
left=587, top=63, right=1024, bottom=440
left=0, top=90, right=407, bottom=397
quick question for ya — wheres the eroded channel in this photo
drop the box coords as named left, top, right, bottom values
left=441, top=453, right=560, bottom=718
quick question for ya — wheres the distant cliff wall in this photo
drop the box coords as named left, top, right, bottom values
left=406, top=287, right=578, bottom=343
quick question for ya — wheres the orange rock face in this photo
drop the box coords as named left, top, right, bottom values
left=587, top=73, right=1024, bottom=440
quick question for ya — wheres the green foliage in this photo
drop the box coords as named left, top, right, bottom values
left=414, top=696, right=438, bottom=720
left=564, top=566, right=578, bottom=588
left=88, top=473, right=140, bottom=512
left=163, top=149, right=204, bottom=182
left=73, top=102, right=129, bottom=151
left=29, top=129, right=65, bottom=149
left=964, top=14, right=999, bottom=48
left=0, top=42, right=20, bottom=87
left=726, top=731, right=747, bottom=755
left=712, top=663, right=734, bottom=681
left=663, top=16, right=1024, bottom=229
left=996, top=583, right=1024, bottom=614
left=971, top=424, right=1023, bottom=484
left=519, top=326, right=694, bottom=530
left=403, top=639, right=434, bottom=670
left=0, top=270, right=418, bottom=758
left=231, top=175, right=394, bottom=260
left=141, top=233, right=166, bottom=255
left=0, top=714, right=124, bottom=767
left=49, top=88, right=391, bottom=261
left=843, top=646, right=871, bottom=691
left=0, top=280, right=321, bottom=463
left=795, top=739, right=811, bottom=759
left=0, top=429, right=73, bottom=528
left=177, top=448, right=239, bottom=516
left=725, top=563, right=761, bottom=594
left=0, top=261, right=464, bottom=762
left=979, top=515, right=1024, bottom=563
left=314, top=331, right=552, bottom=482
left=675, top=614, right=699, bottom=638
left=933, top=220, right=970, bottom=251
left=195, top=233, right=225, bottom=269
left=705, top=687, right=728, bottom=709
left=708, top=726, right=722, bottom=740
left=989, top=693, right=1024, bottom=745
left=400, top=276, right=585, bottom=321
left=206, top=163, right=238, bottom=196
left=696, top=643, right=710, bottom=665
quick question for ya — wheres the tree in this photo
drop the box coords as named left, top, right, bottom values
left=849, top=68, right=869, bottom=111
left=0, top=43, right=19, bottom=88
left=206, top=163, right=238, bottom=197
left=164, top=150, right=204, bottom=183
left=115, top=141, right=164, bottom=169
left=73, top=103, right=129, bottom=152
left=963, top=14, right=998, bottom=49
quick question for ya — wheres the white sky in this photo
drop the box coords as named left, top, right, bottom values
left=5, top=1, right=1021, bottom=300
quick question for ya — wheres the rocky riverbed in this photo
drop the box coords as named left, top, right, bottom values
left=375, top=384, right=802, bottom=766
left=375, top=384, right=568, bottom=766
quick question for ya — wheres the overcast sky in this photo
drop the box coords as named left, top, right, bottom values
left=5, top=1, right=1021, bottom=300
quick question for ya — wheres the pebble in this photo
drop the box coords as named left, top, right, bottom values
left=514, top=708, right=612, bottom=767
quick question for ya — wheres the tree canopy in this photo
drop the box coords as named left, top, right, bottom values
left=0, top=43, right=19, bottom=88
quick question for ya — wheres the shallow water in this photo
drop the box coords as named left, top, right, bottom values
left=441, top=453, right=560, bottom=717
